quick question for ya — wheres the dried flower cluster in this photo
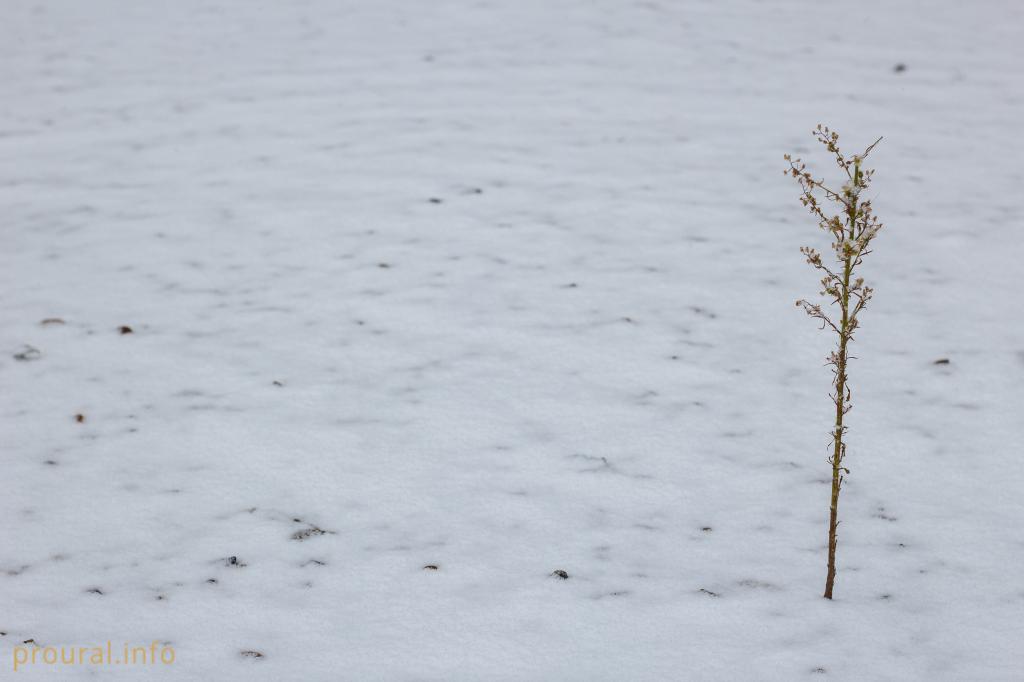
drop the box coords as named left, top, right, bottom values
left=785, top=125, right=884, bottom=600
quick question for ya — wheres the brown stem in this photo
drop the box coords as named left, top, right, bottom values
left=824, top=161, right=860, bottom=599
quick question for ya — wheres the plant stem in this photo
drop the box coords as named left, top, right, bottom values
left=824, top=161, right=859, bottom=600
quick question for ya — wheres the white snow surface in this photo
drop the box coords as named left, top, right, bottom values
left=2, top=1, right=1023, bottom=680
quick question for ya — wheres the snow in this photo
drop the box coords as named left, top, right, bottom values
left=2, top=0, right=1023, bottom=679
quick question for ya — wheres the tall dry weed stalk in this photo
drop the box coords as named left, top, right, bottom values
left=785, top=125, right=884, bottom=599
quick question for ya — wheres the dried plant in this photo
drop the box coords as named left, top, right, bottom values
left=785, top=125, right=884, bottom=599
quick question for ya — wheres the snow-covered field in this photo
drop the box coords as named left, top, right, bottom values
left=2, top=0, right=1023, bottom=679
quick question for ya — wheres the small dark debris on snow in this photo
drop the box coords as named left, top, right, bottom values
left=303, top=559, right=326, bottom=567
left=291, top=526, right=331, bottom=541
left=40, top=318, right=65, bottom=326
left=813, top=667, right=827, bottom=674
left=224, top=556, right=247, bottom=567
left=893, top=63, right=907, bottom=73
left=272, top=380, right=284, bottom=387
left=205, top=578, right=218, bottom=584
left=933, top=358, right=950, bottom=365
left=85, top=587, right=104, bottom=595
left=75, top=413, right=85, bottom=423
left=551, top=569, right=569, bottom=580
left=13, top=345, right=41, bottom=361
left=428, top=197, right=443, bottom=204
left=240, top=650, right=264, bottom=659
left=690, top=305, right=717, bottom=319
left=699, top=588, right=719, bottom=597
left=378, top=262, right=391, bottom=269
left=701, top=526, right=712, bottom=532
left=44, top=460, right=58, bottom=466
left=23, top=639, right=36, bottom=646
left=423, top=564, right=439, bottom=571
left=118, top=325, right=134, bottom=335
